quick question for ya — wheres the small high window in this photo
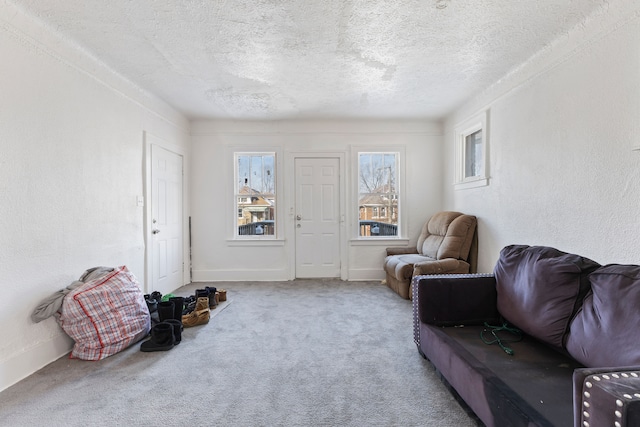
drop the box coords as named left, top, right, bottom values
left=455, top=110, right=489, bottom=190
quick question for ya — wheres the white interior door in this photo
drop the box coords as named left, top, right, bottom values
left=295, top=157, right=341, bottom=278
left=151, top=144, right=184, bottom=294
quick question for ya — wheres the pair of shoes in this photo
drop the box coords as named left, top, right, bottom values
left=182, top=307, right=210, bottom=328
left=140, top=319, right=183, bottom=352
left=157, top=297, right=185, bottom=322
left=196, top=287, right=219, bottom=309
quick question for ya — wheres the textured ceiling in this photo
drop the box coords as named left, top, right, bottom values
left=9, top=0, right=606, bottom=120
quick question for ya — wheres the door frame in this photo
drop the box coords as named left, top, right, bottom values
left=143, top=131, right=188, bottom=293
left=286, top=151, right=348, bottom=280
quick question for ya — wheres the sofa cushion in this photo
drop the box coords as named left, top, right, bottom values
left=494, top=245, right=600, bottom=349
left=566, top=264, right=640, bottom=367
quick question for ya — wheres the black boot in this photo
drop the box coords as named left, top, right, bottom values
left=195, top=289, right=210, bottom=300
left=140, top=323, right=175, bottom=352
left=150, top=291, right=163, bottom=303
left=168, top=297, right=184, bottom=321
left=157, top=301, right=175, bottom=322
left=144, top=295, right=158, bottom=313
left=205, top=286, right=218, bottom=309
left=163, top=319, right=183, bottom=344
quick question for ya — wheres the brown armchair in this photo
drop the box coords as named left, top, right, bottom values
left=383, top=211, right=478, bottom=299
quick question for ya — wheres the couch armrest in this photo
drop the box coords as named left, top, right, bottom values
left=386, top=246, right=418, bottom=256
left=573, top=366, right=640, bottom=427
left=413, top=273, right=499, bottom=327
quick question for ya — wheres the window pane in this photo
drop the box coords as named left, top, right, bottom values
left=358, top=152, right=398, bottom=237
left=236, top=153, right=275, bottom=237
left=464, top=130, right=482, bottom=178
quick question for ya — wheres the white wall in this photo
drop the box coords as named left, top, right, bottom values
left=443, top=0, right=640, bottom=272
left=190, top=119, right=442, bottom=282
left=0, top=3, right=190, bottom=391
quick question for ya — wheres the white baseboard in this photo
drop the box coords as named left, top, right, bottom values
left=347, top=269, right=385, bottom=281
left=192, top=269, right=289, bottom=282
left=0, top=333, right=73, bottom=393
left=192, top=268, right=385, bottom=282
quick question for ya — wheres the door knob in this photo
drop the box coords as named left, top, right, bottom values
left=152, top=229, right=160, bottom=234
left=296, top=215, right=302, bottom=220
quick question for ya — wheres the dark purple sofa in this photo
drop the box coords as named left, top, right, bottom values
left=412, top=245, right=640, bottom=427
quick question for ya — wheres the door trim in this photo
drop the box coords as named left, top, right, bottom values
left=143, top=131, right=188, bottom=293
left=286, top=151, right=348, bottom=280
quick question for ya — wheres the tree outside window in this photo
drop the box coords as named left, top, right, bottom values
left=235, top=153, right=276, bottom=237
left=358, top=152, right=399, bottom=237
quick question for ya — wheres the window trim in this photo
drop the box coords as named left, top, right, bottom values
left=352, top=147, right=405, bottom=241
left=454, top=110, right=489, bottom=190
left=233, top=151, right=278, bottom=240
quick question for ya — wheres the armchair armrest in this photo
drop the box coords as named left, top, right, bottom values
left=573, top=366, right=640, bottom=427
left=413, top=273, right=499, bottom=327
left=386, top=246, right=418, bottom=256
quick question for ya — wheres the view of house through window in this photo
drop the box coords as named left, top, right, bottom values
left=358, top=152, right=398, bottom=237
left=235, top=153, right=275, bottom=237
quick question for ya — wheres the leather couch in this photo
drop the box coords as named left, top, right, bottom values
left=413, top=245, right=640, bottom=427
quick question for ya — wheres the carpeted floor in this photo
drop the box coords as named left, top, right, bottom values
left=0, top=280, right=479, bottom=426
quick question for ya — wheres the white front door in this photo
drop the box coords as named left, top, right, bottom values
left=151, top=144, right=184, bottom=295
left=294, top=157, right=341, bottom=278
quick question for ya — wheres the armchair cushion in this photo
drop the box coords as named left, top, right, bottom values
left=414, top=258, right=470, bottom=275
left=385, top=246, right=418, bottom=257
left=417, top=212, right=477, bottom=260
left=385, top=253, right=431, bottom=281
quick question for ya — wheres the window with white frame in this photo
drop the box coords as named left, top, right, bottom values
left=358, top=152, right=399, bottom=237
left=235, top=153, right=276, bottom=238
left=455, top=110, right=489, bottom=190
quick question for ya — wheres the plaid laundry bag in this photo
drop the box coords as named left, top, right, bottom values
left=59, top=266, right=151, bottom=360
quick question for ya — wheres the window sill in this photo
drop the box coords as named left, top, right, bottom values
left=227, top=239, right=285, bottom=247
left=350, top=238, right=410, bottom=246
left=454, top=177, right=489, bottom=191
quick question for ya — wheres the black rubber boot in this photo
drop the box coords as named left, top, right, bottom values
left=168, top=297, right=184, bottom=321
left=140, top=323, right=175, bottom=352
left=163, top=319, right=183, bottom=344
left=157, top=301, right=175, bottom=322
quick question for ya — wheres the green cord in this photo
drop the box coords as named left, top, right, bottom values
left=480, top=322, right=523, bottom=356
